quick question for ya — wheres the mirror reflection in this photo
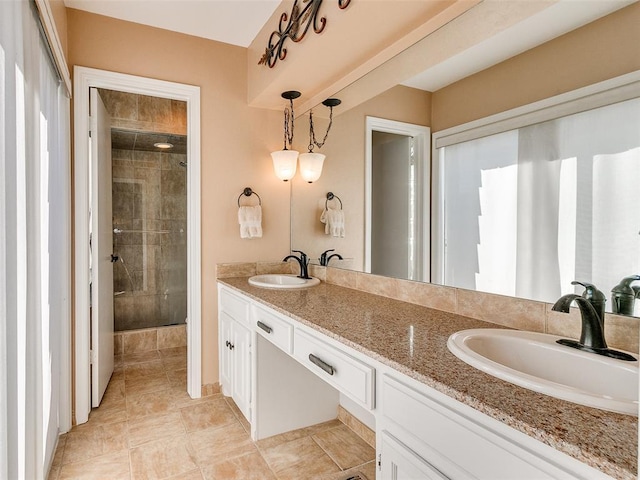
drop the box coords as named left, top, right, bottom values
left=290, top=2, right=640, bottom=317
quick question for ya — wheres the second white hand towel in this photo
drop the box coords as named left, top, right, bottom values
left=238, top=205, right=263, bottom=239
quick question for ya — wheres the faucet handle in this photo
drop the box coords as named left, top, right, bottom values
left=292, top=250, right=308, bottom=263
left=571, top=281, right=606, bottom=302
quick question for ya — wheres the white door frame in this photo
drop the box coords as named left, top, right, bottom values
left=365, top=116, right=431, bottom=280
left=73, top=66, right=202, bottom=424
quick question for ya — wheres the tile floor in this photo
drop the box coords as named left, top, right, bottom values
left=48, top=347, right=377, bottom=480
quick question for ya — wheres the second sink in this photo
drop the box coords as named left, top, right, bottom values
left=447, top=328, right=638, bottom=415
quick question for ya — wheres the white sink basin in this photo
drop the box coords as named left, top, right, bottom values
left=447, top=329, right=638, bottom=415
left=248, top=274, right=320, bottom=289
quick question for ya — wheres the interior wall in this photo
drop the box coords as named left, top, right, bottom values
left=67, top=9, right=290, bottom=386
left=290, top=85, right=430, bottom=270
left=431, top=2, right=640, bottom=131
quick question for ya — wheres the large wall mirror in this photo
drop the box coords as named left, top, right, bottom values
left=290, top=1, right=640, bottom=317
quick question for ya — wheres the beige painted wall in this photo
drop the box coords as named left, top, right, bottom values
left=432, top=2, right=640, bottom=131
left=290, top=85, right=431, bottom=268
left=67, top=9, right=291, bottom=385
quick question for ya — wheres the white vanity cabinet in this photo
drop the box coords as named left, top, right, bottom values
left=218, top=286, right=252, bottom=421
left=378, top=373, right=614, bottom=480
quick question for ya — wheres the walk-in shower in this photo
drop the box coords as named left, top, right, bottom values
left=111, top=129, right=188, bottom=331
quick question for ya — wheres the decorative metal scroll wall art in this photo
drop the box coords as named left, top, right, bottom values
left=258, top=0, right=352, bottom=68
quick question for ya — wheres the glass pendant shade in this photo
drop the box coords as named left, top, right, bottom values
left=299, top=152, right=325, bottom=183
left=271, top=149, right=299, bottom=181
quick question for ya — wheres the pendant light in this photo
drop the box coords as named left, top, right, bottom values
left=271, top=91, right=301, bottom=182
left=299, top=98, right=340, bottom=183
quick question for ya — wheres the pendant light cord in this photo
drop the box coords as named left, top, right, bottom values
left=308, top=106, right=334, bottom=152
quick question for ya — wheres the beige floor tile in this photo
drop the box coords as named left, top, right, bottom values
left=130, top=434, right=198, bottom=480
left=126, top=388, right=177, bottom=420
left=47, top=464, right=61, bottom=480
left=188, top=421, right=256, bottom=465
left=170, top=388, right=220, bottom=408
left=124, top=350, right=162, bottom=365
left=161, top=354, right=187, bottom=371
left=58, top=451, right=131, bottom=479
left=260, top=436, right=341, bottom=480
left=200, top=451, right=276, bottom=480
left=128, top=411, right=186, bottom=447
left=256, top=419, right=342, bottom=450
left=167, top=367, right=187, bottom=389
left=224, top=397, right=250, bottom=433
left=125, top=360, right=166, bottom=380
left=87, top=403, right=128, bottom=426
left=165, top=470, right=204, bottom=480
left=319, top=461, right=377, bottom=480
left=179, top=397, right=237, bottom=433
left=313, top=424, right=376, bottom=470
left=125, top=372, right=171, bottom=397
left=62, top=421, right=128, bottom=465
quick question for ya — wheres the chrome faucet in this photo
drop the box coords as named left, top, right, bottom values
left=319, top=249, right=343, bottom=267
left=552, top=281, right=636, bottom=361
left=283, top=250, right=311, bottom=279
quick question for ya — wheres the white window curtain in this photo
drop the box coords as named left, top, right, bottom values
left=439, top=97, right=640, bottom=305
left=1, top=1, right=71, bottom=478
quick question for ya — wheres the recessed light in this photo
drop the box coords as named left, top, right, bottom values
left=154, top=142, right=173, bottom=149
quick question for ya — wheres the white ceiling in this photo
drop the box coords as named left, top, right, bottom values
left=63, top=0, right=281, bottom=47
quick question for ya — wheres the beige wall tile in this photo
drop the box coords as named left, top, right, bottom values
left=356, top=273, right=398, bottom=298
left=123, top=350, right=161, bottom=365
left=325, top=268, right=358, bottom=289
left=308, top=264, right=327, bottom=281
left=200, top=383, right=221, bottom=397
left=456, top=289, right=546, bottom=332
left=114, top=333, right=123, bottom=356
left=395, top=279, right=457, bottom=313
left=157, top=325, right=187, bottom=349
left=256, top=261, right=296, bottom=275
left=123, top=329, right=158, bottom=354
left=216, top=263, right=257, bottom=278
left=337, top=406, right=375, bottom=449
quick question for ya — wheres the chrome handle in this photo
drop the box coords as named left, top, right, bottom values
left=309, top=353, right=334, bottom=376
left=257, top=321, right=272, bottom=334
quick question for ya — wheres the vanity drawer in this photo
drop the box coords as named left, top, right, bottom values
left=251, top=304, right=294, bottom=354
left=219, top=287, right=249, bottom=326
left=293, top=329, right=375, bottom=409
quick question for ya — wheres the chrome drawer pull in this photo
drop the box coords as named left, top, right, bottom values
left=257, top=321, right=273, bottom=334
left=309, top=353, right=335, bottom=376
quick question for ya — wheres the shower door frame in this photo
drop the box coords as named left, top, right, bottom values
left=73, top=66, right=202, bottom=425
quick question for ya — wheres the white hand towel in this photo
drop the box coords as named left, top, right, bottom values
left=320, top=207, right=345, bottom=238
left=238, top=205, right=263, bottom=239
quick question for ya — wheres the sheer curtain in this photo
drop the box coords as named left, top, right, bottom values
left=1, top=1, right=71, bottom=478
left=440, top=97, right=640, bottom=305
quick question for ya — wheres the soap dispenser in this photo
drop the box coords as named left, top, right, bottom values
left=611, top=275, right=640, bottom=315
left=571, top=281, right=607, bottom=327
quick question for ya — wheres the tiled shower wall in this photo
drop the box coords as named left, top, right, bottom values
left=112, top=148, right=187, bottom=331
left=103, top=89, right=188, bottom=331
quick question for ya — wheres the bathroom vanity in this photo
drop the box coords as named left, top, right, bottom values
left=217, top=278, right=637, bottom=480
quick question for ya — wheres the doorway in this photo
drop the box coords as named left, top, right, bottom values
left=365, top=117, right=431, bottom=282
left=73, top=67, right=202, bottom=425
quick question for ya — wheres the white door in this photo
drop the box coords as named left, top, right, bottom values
left=90, top=88, right=114, bottom=407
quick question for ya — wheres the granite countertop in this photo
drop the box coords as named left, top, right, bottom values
left=218, top=277, right=638, bottom=480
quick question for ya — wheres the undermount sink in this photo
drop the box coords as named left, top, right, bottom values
left=248, top=274, right=320, bottom=289
left=447, top=329, right=639, bottom=415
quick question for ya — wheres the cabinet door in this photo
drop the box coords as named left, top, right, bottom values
left=380, top=431, right=449, bottom=480
left=232, top=320, right=252, bottom=421
left=219, top=312, right=234, bottom=396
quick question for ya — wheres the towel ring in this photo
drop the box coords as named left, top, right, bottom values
left=238, top=187, right=262, bottom=206
left=325, top=192, right=343, bottom=210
